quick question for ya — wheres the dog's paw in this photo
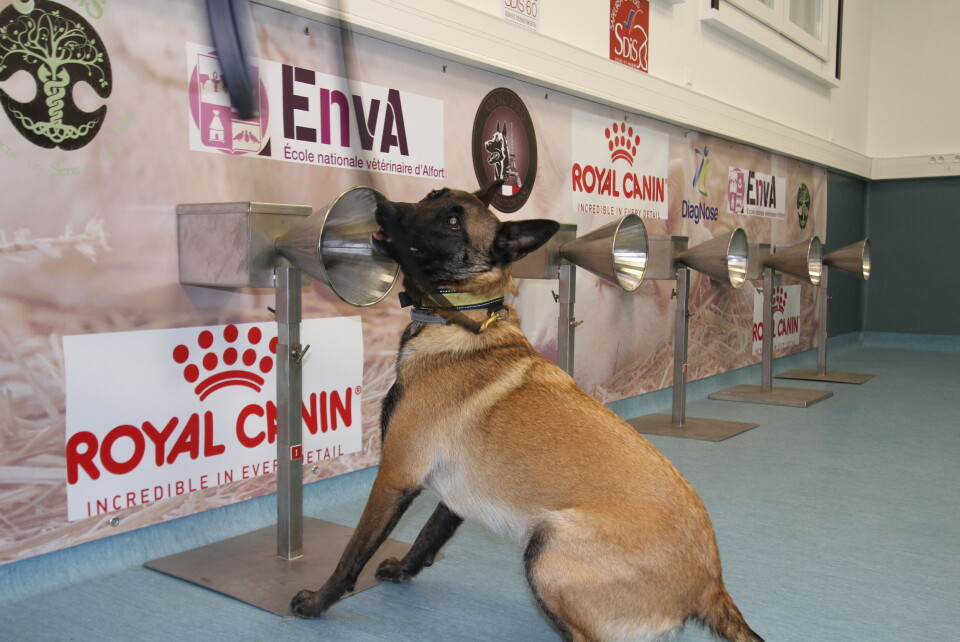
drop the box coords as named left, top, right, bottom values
left=291, top=589, right=325, bottom=618
left=375, top=557, right=413, bottom=583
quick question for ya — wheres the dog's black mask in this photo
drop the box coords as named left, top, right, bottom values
left=372, top=182, right=558, bottom=294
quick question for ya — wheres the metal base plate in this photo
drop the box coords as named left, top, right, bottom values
left=627, top=414, right=759, bottom=441
left=145, top=517, right=421, bottom=617
left=708, top=385, right=833, bottom=407
left=775, top=369, right=875, bottom=384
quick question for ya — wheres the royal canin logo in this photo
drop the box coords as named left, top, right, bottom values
left=572, top=120, right=665, bottom=203
left=772, top=287, right=787, bottom=315
left=605, top=122, right=640, bottom=165
left=172, top=325, right=278, bottom=401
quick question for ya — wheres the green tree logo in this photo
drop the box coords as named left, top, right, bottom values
left=0, top=0, right=112, bottom=150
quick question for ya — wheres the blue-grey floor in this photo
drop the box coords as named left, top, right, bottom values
left=1, top=335, right=958, bottom=641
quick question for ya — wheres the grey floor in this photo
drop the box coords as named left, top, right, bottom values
left=1, top=335, right=958, bottom=641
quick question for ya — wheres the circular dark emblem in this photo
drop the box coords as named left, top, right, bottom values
left=471, top=87, right=537, bottom=213
left=796, top=182, right=811, bottom=229
left=0, top=0, right=112, bottom=150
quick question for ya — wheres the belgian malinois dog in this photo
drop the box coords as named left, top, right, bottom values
left=291, top=183, right=763, bottom=642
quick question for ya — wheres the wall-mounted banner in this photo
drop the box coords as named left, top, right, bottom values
left=503, top=0, right=539, bottom=31
left=728, top=167, right=787, bottom=219
left=571, top=110, right=668, bottom=219
left=609, top=0, right=649, bottom=73
left=186, top=43, right=445, bottom=178
left=62, top=317, right=364, bottom=522
left=752, top=285, right=801, bottom=355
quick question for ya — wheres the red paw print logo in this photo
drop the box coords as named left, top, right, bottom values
left=172, top=325, right=278, bottom=401
left=772, top=287, right=788, bottom=315
left=605, top=122, right=640, bottom=165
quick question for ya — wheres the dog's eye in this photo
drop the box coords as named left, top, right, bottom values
left=446, top=216, right=461, bottom=230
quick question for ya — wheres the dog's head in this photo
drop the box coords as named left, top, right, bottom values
left=372, top=182, right=558, bottom=297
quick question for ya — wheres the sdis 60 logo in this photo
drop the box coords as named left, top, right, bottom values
left=609, top=0, right=649, bottom=73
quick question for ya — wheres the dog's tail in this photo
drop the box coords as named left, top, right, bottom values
left=698, top=582, right=764, bottom=642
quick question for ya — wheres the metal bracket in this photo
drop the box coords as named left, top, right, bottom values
left=292, top=344, right=311, bottom=363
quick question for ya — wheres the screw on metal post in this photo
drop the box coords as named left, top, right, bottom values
left=291, top=344, right=311, bottom=363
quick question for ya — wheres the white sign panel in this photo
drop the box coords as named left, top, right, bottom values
left=186, top=43, right=446, bottom=179
left=63, top=317, right=364, bottom=521
left=571, top=110, right=668, bottom=220
left=752, top=285, right=801, bottom=356
left=503, top=0, right=540, bottom=30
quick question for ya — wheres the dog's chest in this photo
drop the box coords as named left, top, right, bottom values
left=426, top=462, right=532, bottom=543
left=394, top=331, right=539, bottom=542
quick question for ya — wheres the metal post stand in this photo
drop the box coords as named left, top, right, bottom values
left=145, top=266, right=414, bottom=616
left=775, top=269, right=874, bottom=384
left=628, top=268, right=758, bottom=440
left=708, top=267, right=833, bottom=407
left=557, top=263, right=576, bottom=375
left=275, top=266, right=304, bottom=559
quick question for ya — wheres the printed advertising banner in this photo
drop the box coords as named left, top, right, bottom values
left=0, top=0, right=824, bottom=565
left=571, top=109, right=668, bottom=220
left=751, top=285, right=801, bottom=356
left=186, top=42, right=446, bottom=179
left=62, top=318, right=363, bottom=521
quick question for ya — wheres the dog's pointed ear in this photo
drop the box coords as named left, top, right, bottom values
left=374, top=191, right=398, bottom=220
left=475, top=180, right=504, bottom=207
left=493, top=219, right=560, bottom=265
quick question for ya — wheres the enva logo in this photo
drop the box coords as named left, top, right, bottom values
left=188, top=50, right=269, bottom=156
left=0, top=0, right=112, bottom=149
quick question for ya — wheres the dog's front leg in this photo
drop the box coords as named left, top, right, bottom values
left=375, top=502, right=463, bottom=583
left=291, top=475, right=420, bottom=618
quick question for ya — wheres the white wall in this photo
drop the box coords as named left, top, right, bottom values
left=462, top=0, right=873, bottom=157
left=866, top=0, right=960, bottom=159
left=259, top=0, right=956, bottom=179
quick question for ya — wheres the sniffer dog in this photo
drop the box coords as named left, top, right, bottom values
left=291, top=183, right=763, bottom=642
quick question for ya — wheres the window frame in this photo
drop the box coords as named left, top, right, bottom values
left=725, top=0, right=832, bottom=60
left=702, top=0, right=841, bottom=86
